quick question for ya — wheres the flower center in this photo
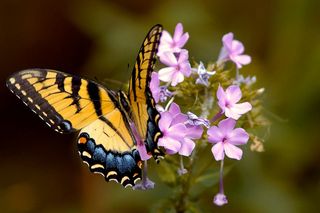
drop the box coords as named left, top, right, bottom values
left=222, top=137, right=228, bottom=143
left=225, top=101, right=231, bottom=108
left=170, top=42, right=176, bottom=48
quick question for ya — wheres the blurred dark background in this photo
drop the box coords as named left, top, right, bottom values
left=0, top=0, right=319, bottom=212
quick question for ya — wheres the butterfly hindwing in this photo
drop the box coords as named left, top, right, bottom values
left=77, top=108, right=142, bottom=187
left=6, top=69, right=117, bottom=133
left=129, top=24, right=164, bottom=161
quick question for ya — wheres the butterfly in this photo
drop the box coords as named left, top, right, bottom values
left=6, top=24, right=164, bottom=188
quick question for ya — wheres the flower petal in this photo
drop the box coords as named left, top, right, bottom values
left=158, top=137, right=181, bottom=155
left=222, top=32, right=233, bottom=52
left=173, top=23, right=183, bottom=42
left=150, top=72, right=160, bottom=103
left=160, top=30, right=173, bottom=44
left=168, top=102, right=181, bottom=116
left=180, top=61, right=192, bottom=77
left=224, top=107, right=241, bottom=120
left=158, top=67, right=176, bottom=82
left=171, top=113, right=188, bottom=126
left=234, top=55, right=251, bottom=66
left=186, top=125, right=203, bottom=139
left=167, top=123, right=187, bottom=140
left=218, top=118, right=236, bottom=135
left=211, top=142, right=225, bottom=161
left=226, top=85, right=242, bottom=104
left=231, top=102, right=252, bottom=115
left=177, top=49, right=189, bottom=63
left=224, top=143, right=243, bottom=160
left=171, top=71, right=184, bottom=86
left=217, top=85, right=225, bottom=101
left=179, top=138, right=195, bottom=156
left=160, top=52, right=178, bottom=66
left=207, top=126, right=224, bottom=143
left=218, top=47, right=228, bottom=61
left=229, top=128, right=249, bottom=145
left=231, top=40, right=244, bottom=55
left=158, top=112, right=173, bottom=130
left=176, top=33, right=189, bottom=48
left=157, top=31, right=173, bottom=56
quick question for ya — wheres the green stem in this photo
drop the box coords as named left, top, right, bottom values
left=219, top=159, right=224, bottom=194
left=142, top=160, right=148, bottom=185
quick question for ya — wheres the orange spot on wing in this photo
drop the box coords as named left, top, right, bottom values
left=78, top=137, right=87, bottom=144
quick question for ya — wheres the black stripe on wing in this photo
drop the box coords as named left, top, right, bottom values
left=6, top=71, right=73, bottom=133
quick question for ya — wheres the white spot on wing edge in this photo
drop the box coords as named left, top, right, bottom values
left=15, top=84, right=21, bottom=90
left=82, top=151, right=91, bottom=158
left=91, top=164, right=104, bottom=169
left=124, top=183, right=133, bottom=188
left=109, top=178, right=119, bottom=183
left=134, top=177, right=141, bottom=184
left=9, top=78, right=16, bottom=84
left=83, top=161, right=90, bottom=167
left=120, top=176, right=130, bottom=185
left=93, top=171, right=105, bottom=177
left=106, top=171, right=117, bottom=178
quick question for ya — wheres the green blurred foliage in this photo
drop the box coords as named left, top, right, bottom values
left=0, top=0, right=319, bottom=212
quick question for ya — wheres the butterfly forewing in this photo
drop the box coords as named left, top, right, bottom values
left=128, top=25, right=164, bottom=161
left=6, top=69, right=117, bottom=133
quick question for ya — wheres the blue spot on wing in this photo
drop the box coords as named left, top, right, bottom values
left=93, top=147, right=106, bottom=163
left=77, top=132, right=142, bottom=187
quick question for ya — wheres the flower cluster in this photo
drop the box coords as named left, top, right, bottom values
left=143, top=23, right=267, bottom=209
left=157, top=23, right=192, bottom=89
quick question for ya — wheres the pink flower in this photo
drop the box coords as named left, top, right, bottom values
left=218, top=32, right=251, bottom=69
left=158, top=103, right=202, bottom=156
left=157, top=23, right=189, bottom=57
left=207, top=118, right=249, bottom=161
left=158, top=50, right=191, bottom=86
left=150, top=72, right=172, bottom=103
left=158, top=111, right=186, bottom=155
left=217, top=85, right=252, bottom=120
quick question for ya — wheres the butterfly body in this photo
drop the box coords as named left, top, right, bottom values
left=6, top=25, right=164, bottom=187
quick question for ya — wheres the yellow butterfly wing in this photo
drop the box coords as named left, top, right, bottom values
left=128, top=25, right=164, bottom=160
left=7, top=69, right=143, bottom=187
left=6, top=69, right=117, bottom=133
left=78, top=108, right=142, bottom=187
